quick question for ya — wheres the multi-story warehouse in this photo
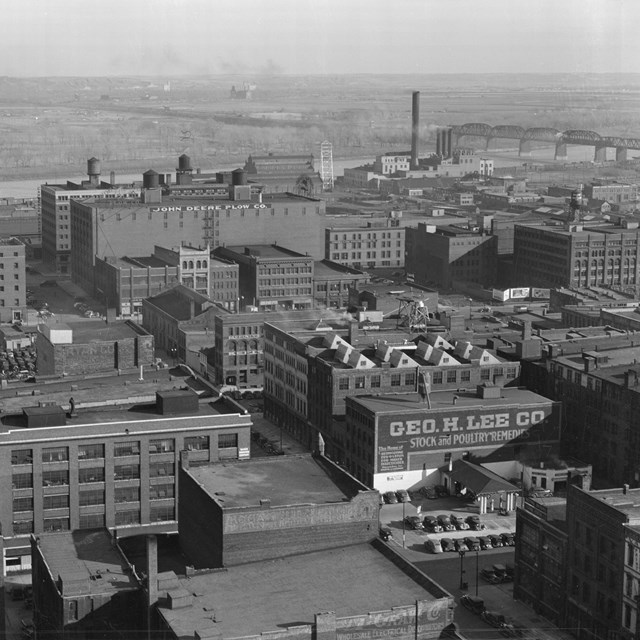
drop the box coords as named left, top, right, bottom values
left=313, top=259, right=370, bottom=308
left=40, top=158, right=141, bottom=274
left=0, top=237, right=26, bottom=323
left=405, top=222, right=497, bottom=289
left=565, top=485, right=640, bottom=640
left=95, top=246, right=239, bottom=317
left=373, top=152, right=411, bottom=175
left=70, top=170, right=326, bottom=297
left=343, top=386, right=560, bottom=493
left=523, top=338, right=640, bottom=487
left=513, top=219, right=640, bottom=289
left=213, top=244, right=314, bottom=312
left=210, top=309, right=336, bottom=389
left=243, top=153, right=322, bottom=195
left=263, top=320, right=521, bottom=458
left=514, top=496, right=569, bottom=626
left=325, top=220, right=405, bottom=269
left=1, top=382, right=251, bottom=575
left=623, top=523, right=640, bottom=639
left=584, top=180, right=638, bottom=205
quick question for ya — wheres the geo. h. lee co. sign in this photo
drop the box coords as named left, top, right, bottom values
left=377, top=405, right=558, bottom=472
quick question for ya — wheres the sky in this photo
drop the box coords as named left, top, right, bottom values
left=1, top=0, right=639, bottom=77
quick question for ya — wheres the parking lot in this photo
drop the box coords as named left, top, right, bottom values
left=378, top=495, right=573, bottom=640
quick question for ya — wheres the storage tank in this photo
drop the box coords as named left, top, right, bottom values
left=87, top=157, right=101, bottom=177
left=143, top=169, right=160, bottom=189
left=178, top=154, right=192, bottom=172
left=231, top=168, right=247, bottom=186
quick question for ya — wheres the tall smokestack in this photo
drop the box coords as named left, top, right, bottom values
left=411, top=91, right=420, bottom=170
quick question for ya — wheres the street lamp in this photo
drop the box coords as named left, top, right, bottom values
left=402, top=500, right=406, bottom=549
left=475, top=549, right=480, bottom=596
left=459, top=549, right=466, bottom=590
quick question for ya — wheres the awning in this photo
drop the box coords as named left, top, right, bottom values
left=443, top=459, right=519, bottom=496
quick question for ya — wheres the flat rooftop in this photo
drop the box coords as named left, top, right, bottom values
left=42, top=320, right=146, bottom=343
left=223, top=244, right=309, bottom=259
left=187, top=455, right=351, bottom=508
left=350, top=388, right=552, bottom=415
left=586, top=487, right=640, bottom=519
left=38, top=530, right=137, bottom=595
left=159, top=543, right=437, bottom=639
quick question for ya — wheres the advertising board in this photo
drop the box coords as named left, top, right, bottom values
left=376, top=404, right=559, bottom=473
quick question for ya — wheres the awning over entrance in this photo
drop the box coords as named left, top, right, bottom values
left=443, top=459, right=519, bottom=496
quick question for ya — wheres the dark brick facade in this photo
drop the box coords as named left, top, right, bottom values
left=178, top=455, right=379, bottom=570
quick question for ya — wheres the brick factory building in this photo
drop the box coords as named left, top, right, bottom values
left=40, top=158, right=141, bottom=274
left=178, top=454, right=379, bottom=568
left=565, top=484, right=640, bottom=640
left=154, top=542, right=454, bottom=640
left=34, top=320, right=154, bottom=377
left=70, top=170, right=325, bottom=296
left=214, top=244, right=315, bottom=312
left=522, top=335, right=640, bottom=487
left=313, top=259, right=370, bottom=309
left=325, top=220, right=405, bottom=270
left=31, top=529, right=141, bottom=638
left=514, top=496, right=569, bottom=625
left=263, top=320, right=521, bottom=457
left=405, top=223, right=497, bottom=289
left=1, top=380, right=251, bottom=575
left=0, top=237, right=26, bottom=324
left=513, top=219, right=640, bottom=289
left=343, top=386, right=559, bottom=496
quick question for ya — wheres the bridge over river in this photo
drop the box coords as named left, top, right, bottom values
left=449, top=123, right=640, bottom=162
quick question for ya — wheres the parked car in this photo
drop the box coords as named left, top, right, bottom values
left=465, top=515, right=485, bottom=530
left=460, top=595, right=485, bottom=615
left=528, top=488, right=553, bottom=498
left=505, top=563, right=515, bottom=580
left=440, top=537, right=456, bottom=552
left=383, top=491, right=398, bottom=504
left=480, top=610, right=507, bottom=629
left=464, top=536, right=481, bottom=551
left=423, top=515, right=443, bottom=533
left=501, top=532, right=515, bottom=547
left=379, top=527, right=393, bottom=541
left=480, top=567, right=501, bottom=584
left=437, top=514, right=455, bottom=531
left=450, top=514, right=469, bottom=530
left=500, top=624, right=526, bottom=638
left=434, top=484, right=449, bottom=498
left=488, top=534, right=503, bottom=548
left=478, top=535, right=492, bottom=550
left=404, top=515, right=424, bottom=530
left=424, top=538, right=443, bottom=554
left=396, top=489, right=410, bottom=503
left=454, top=539, right=469, bottom=553
left=492, top=563, right=508, bottom=581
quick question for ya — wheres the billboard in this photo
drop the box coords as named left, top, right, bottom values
left=376, top=403, right=559, bottom=473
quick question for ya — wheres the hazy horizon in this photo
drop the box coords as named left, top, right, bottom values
left=3, top=0, right=639, bottom=78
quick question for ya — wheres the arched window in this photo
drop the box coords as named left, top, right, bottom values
left=196, top=260, right=201, bottom=269
left=188, top=260, right=194, bottom=269
left=182, top=261, right=188, bottom=270
left=202, top=260, right=208, bottom=269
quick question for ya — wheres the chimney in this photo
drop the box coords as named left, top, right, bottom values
left=410, top=91, right=420, bottom=170
left=348, top=318, right=359, bottom=345
left=110, top=170, right=116, bottom=186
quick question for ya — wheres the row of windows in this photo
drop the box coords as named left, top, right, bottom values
left=13, top=483, right=176, bottom=512
left=12, top=437, right=209, bottom=465
left=13, top=505, right=177, bottom=534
